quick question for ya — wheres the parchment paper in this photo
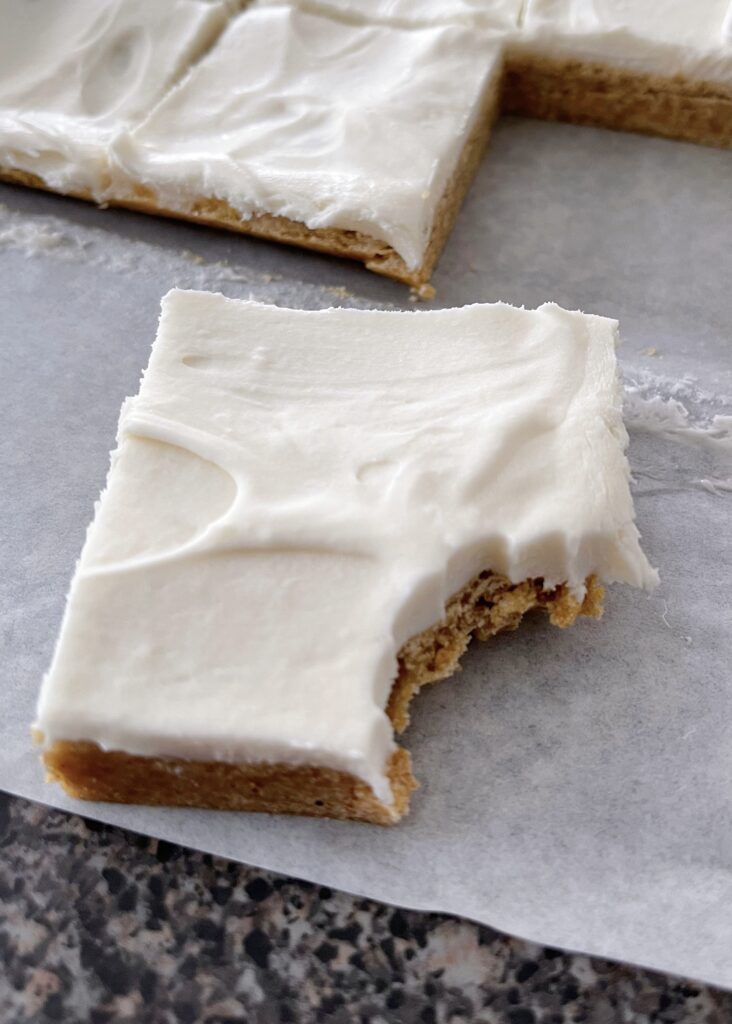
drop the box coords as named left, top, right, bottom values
left=2, top=118, right=731, bottom=987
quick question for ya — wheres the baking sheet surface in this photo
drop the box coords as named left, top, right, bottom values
left=2, top=118, right=731, bottom=986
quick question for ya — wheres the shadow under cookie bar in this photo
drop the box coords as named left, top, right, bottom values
left=503, top=54, right=732, bottom=149
left=41, top=572, right=602, bottom=826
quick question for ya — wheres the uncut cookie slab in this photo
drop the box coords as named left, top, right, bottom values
left=108, top=4, right=504, bottom=288
left=35, top=291, right=657, bottom=824
left=506, top=0, right=732, bottom=147
left=0, top=0, right=230, bottom=198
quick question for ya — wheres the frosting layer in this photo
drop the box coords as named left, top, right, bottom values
left=109, top=5, right=503, bottom=270
left=517, top=0, right=732, bottom=83
left=36, top=291, right=656, bottom=803
left=0, top=0, right=229, bottom=196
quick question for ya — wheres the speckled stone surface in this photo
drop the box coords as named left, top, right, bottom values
left=1, top=793, right=730, bottom=1023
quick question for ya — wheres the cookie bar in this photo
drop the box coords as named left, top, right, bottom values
left=108, top=4, right=505, bottom=288
left=35, top=291, right=657, bottom=824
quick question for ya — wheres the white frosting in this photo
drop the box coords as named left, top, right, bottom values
left=517, top=0, right=732, bottom=84
left=258, top=0, right=523, bottom=30
left=36, top=290, right=656, bottom=805
left=0, top=0, right=229, bottom=196
left=109, top=5, right=504, bottom=271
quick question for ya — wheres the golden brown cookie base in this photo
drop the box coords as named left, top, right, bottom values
left=503, top=55, right=732, bottom=149
left=42, top=571, right=603, bottom=824
left=43, top=745, right=416, bottom=826
left=0, top=72, right=501, bottom=289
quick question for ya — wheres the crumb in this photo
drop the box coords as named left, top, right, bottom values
left=327, top=285, right=352, bottom=299
left=410, top=282, right=436, bottom=302
left=641, top=346, right=659, bottom=357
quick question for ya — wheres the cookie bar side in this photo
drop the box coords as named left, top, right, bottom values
left=503, top=54, right=732, bottom=148
left=42, top=743, right=417, bottom=826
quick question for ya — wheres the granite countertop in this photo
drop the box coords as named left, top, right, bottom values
left=1, top=793, right=729, bottom=1023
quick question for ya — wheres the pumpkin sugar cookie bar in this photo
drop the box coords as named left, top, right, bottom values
left=35, top=291, right=656, bottom=824
left=107, top=4, right=506, bottom=289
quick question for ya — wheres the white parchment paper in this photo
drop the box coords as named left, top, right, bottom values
left=2, top=118, right=731, bottom=987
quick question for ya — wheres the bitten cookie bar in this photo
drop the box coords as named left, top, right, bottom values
left=258, top=0, right=523, bottom=31
left=505, top=0, right=732, bottom=148
left=35, top=291, right=657, bottom=824
left=0, top=0, right=231, bottom=200
left=108, top=4, right=505, bottom=289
